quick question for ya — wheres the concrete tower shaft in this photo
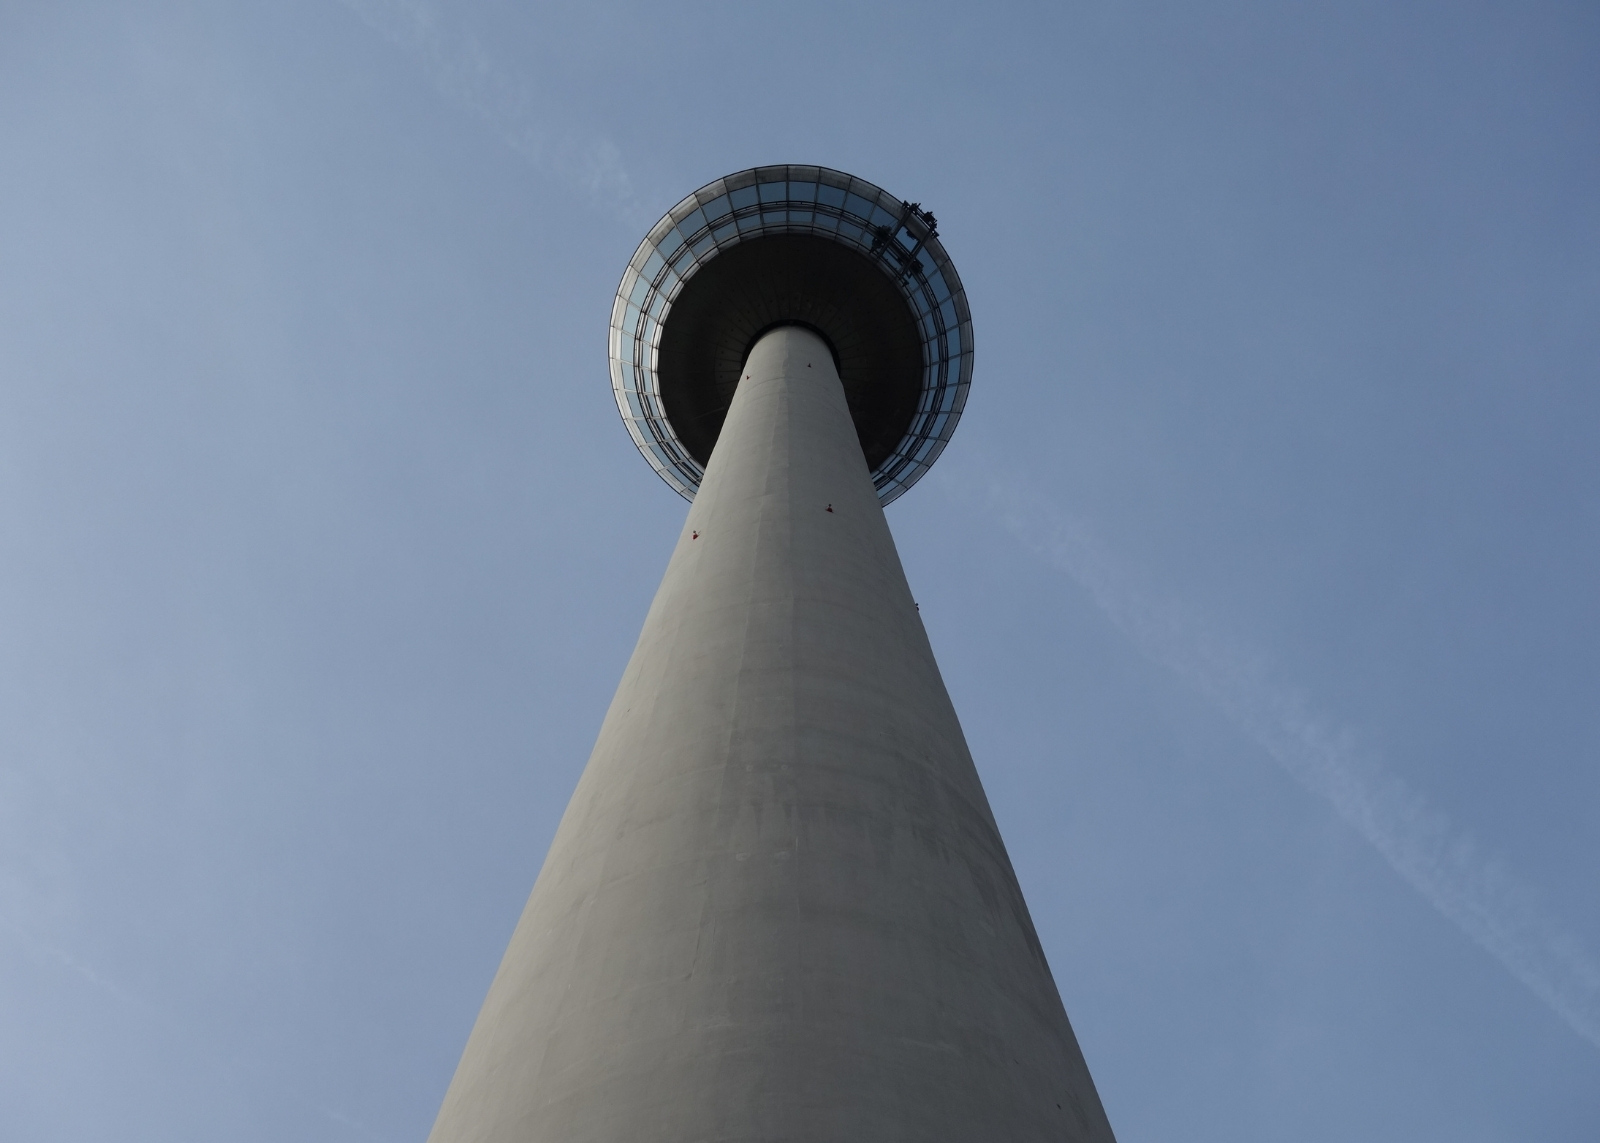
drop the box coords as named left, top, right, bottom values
left=427, top=326, right=1116, bottom=1142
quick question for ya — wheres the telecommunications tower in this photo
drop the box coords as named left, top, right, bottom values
left=427, top=166, right=1118, bottom=1142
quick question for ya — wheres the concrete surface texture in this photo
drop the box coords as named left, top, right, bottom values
left=427, top=325, right=1117, bottom=1142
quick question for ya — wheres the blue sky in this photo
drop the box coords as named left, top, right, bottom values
left=1, top=2, right=1596, bottom=1139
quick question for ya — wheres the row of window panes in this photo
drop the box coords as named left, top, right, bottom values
left=667, top=195, right=902, bottom=253
left=642, top=191, right=954, bottom=278
left=642, top=222, right=955, bottom=313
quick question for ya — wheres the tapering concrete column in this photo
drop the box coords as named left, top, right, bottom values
left=427, top=325, right=1116, bottom=1142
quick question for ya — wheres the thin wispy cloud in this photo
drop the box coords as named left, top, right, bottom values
left=3, top=925, right=154, bottom=1013
left=949, top=462, right=1600, bottom=1051
left=337, top=0, right=650, bottom=226
left=320, top=1105, right=385, bottom=1141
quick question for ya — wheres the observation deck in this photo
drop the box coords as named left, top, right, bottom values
left=610, top=165, right=974, bottom=504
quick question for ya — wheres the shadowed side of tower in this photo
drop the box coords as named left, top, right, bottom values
left=427, top=326, right=1115, bottom=1142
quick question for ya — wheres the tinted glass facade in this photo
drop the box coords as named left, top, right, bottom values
left=611, top=165, right=974, bottom=504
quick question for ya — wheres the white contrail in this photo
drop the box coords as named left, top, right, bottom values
left=948, top=463, right=1600, bottom=1050
left=336, top=0, right=650, bottom=225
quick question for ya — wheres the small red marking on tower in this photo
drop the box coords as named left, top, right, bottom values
left=825, top=505, right=833, bottom=513
left=692, top=531, right=699, bottom=539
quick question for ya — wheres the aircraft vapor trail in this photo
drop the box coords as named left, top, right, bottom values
left=952, top=465, right=1600, bottom=1051
left=337, top=0, right=650, bottom=226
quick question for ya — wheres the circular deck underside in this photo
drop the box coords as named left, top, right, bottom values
left=657, top=233, right=924, bottom=474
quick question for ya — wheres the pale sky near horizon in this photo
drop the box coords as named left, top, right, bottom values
left=1, top=2, right=1597, bottom=1140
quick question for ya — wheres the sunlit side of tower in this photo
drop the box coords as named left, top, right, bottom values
left=427, top=166, right=1117, bottom=1143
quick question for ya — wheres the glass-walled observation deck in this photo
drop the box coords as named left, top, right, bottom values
left=610, top=165, right=974, bottom=505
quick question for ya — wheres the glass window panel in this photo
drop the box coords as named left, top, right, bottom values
left=623, top=303, right=641, bottom=333
left=692, top=232, right=716, bottom=256
left=844, top=192, right=875, bottom=220
left=758, top=180, right=787, bottom=203
left=940, top=299, right=958, bottom=328
left=788, top=180, right=817, bottom=203
left=703, top=194, right=732, bottom=220
left=868, top=204, right=897, bottom=229
left=730, top=185, right=759, bottom=210
left=625, top=390, right=644, bottom=418
left=713, top=221, right=737, bottom=243
left=641, top=251, right=663, bottom=280
left=677, top=208, right=706, bottom=236
left=762, top=209, right=786, bottom=226
left=656, top=228, right=684, bottom=258
left=629, top=276, right=650, bottom=306
left=787, top=209, right=814, bottom=227
left=816, top=183, right=846, bottom=208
